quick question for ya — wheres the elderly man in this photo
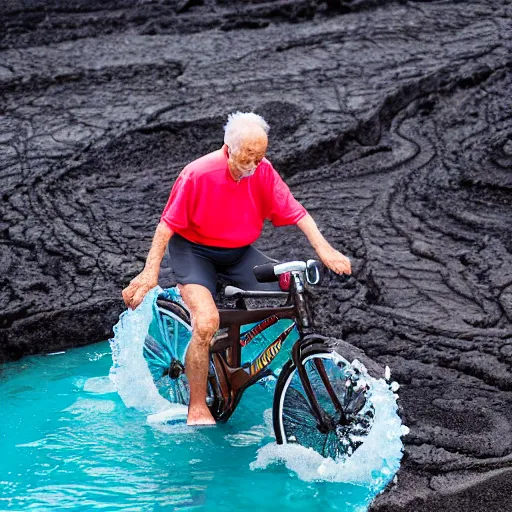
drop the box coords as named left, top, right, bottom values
left=122, top=111, right=351, bottom=425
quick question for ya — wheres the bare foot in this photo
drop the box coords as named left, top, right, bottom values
left=187, top=406, right=216, bottom=426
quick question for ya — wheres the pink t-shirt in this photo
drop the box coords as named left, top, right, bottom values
left=160, top=146, right=307, bottom=248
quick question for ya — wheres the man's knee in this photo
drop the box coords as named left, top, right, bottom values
left=179, top=283, right=219, bottom=343
left=193, top=312, right=220, bottom=343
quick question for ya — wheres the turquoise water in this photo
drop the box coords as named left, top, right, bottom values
left=0, top=342, right=384, bottom=512
left=0, top=341, right=399, bottom=512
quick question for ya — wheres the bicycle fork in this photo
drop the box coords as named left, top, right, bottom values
left=291, top=340, right=347, bottom=433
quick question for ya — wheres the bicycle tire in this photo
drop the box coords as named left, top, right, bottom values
left=273, top=340, right=377, bottom=460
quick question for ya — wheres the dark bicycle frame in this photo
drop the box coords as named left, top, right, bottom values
left=156, top=269, right=341, bottom=430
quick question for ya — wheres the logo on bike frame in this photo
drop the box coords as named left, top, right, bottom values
left=240, top=315, right=280, bottom=347
left=249, top=324, right=295, bottom=376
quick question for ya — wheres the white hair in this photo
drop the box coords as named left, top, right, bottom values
left=223, top=111, right=270, bottom=152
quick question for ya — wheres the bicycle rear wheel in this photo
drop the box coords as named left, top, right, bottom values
left=273, top=343, right=375, bottom=460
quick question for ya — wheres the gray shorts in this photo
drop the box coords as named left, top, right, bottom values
left=168, top=233, right=280, bottom=296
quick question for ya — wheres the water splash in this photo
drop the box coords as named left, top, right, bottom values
left=251, top=358, right=406, bottom=491
left=109, top=286, right=170, bottom=414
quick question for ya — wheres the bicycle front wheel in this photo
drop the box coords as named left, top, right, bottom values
left=273, top=343, right=375, bottom=460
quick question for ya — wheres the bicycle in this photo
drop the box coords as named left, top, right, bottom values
left=143, top=260, right=387, bottom=460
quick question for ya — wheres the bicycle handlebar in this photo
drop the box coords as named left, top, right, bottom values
left=253, top=261, right=307, bottom=283
left=253, top=259, right=355, bottom=290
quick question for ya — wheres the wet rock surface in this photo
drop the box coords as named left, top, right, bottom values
left=1, top=0, right=511, bottom=510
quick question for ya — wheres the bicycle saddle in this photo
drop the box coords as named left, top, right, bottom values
left=224, top=286, right=289, bottom=298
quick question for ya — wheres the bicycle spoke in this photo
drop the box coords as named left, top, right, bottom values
left=304, top=359, right=347, bottom=417
left=345, top=387, right=367, bottom=415
left=143, top=336, right=171, bottom=371
left=282, top=379, right=326, bottom=449
left=313, top=358, right=343, bottom=414
left=141, top=300, right=197, bottom=410
left=324, top=429, right=346, bottom=460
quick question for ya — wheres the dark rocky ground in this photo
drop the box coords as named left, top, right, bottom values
left=1, top=0, right=511, bottom=510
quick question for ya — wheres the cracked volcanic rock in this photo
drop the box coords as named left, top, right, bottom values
left=1, top=1, right=511, bottom=511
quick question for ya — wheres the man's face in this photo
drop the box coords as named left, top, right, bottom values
left=228, top=134, right=268, bottom=179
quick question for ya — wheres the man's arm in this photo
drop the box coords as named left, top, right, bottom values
left=122, top=222, right=174, bottom=309
left=296, top=214, right=351, bottom=274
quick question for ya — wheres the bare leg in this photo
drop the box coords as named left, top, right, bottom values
left=179, top=284, right=218, bottom=425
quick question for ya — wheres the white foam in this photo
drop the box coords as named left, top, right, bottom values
left=224, top=424, right=268, bottom=447
left=63, top=398, right=116, bottom=417
left=146, top=404, right=188, bottom=424
left=16, top=439, right=47, bottom=448
left=83, top=376, right=117, bottom=394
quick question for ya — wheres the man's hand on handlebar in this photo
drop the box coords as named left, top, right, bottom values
left=122, top=270, right=158, bottom=310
